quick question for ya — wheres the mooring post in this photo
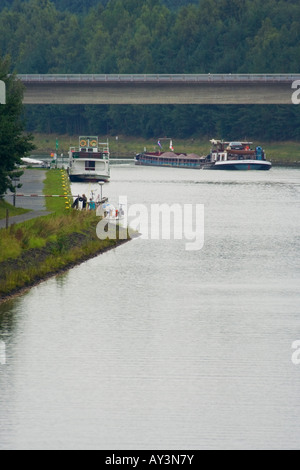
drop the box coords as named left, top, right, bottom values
left=6, top=209, right=9, bottom=229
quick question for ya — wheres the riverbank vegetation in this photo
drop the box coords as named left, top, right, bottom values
left=0, top=169, right=131, bottom=301
left=0, top=0, right=300, bottom=141
left=0, top=211, right=128, bottom=300
left=0, top=200, right=29, bottom=219
left=43, top=169, right=73, bottom=212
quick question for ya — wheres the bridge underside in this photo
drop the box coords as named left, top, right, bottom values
left=22, top=82, right=293, bottom=105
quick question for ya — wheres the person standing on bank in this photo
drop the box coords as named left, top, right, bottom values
left=82, top=194, right=87, bottom=210
left=88, top=199, right=96, bottom=211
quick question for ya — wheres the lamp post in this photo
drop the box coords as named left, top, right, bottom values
left=12, top=177, right=20, bottom=207
left=98, top=181, right=105, bottom=201
left=116, top=136, right=119, bottom=157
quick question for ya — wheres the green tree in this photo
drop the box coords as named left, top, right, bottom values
left=2, top=0, right=300, bottom=141
left=0, top=56, right=35, bottom=197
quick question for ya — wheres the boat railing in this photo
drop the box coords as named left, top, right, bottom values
left=70, top=148, right=109, bottom=160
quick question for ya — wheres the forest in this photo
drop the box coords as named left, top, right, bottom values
left=1, top=0, right=300, bottom=140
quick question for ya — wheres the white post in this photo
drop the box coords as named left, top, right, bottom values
left=99, top=181, right=104, bottom=200
left=0, top=80, right=6, bottom=104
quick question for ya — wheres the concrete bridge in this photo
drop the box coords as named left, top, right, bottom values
left=18, top=74, right=300, bottom=105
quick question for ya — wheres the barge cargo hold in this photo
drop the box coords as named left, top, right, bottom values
left=136, top=151, right=205, bottom=170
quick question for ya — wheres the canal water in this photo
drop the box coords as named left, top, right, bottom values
left=0, top=165, right=299, bottom=450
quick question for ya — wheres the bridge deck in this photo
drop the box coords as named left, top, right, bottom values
left=18, top=74, right=300, bottom=105
left=18, top=73, right=300, bottom=83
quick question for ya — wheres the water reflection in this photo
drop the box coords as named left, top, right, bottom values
left=0, top=341, right=5, bottom=365
left=0, top=166, right=299, bottom=450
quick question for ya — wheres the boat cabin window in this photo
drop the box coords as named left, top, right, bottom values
left=229, top=142, right=244, bottom=150
left=85, top=161, right=96, bottom=171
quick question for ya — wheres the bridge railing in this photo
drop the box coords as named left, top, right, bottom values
left=18, top=74, right=300, bottom=84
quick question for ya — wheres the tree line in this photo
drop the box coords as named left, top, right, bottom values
left=1, top=0, right=300, bottom=140
left=0, top=58, right=34, bottom=196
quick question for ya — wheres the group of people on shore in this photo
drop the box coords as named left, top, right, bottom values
left=72, top=194, right=125, bottom=220
left=72, top=194, right=99, bottom=211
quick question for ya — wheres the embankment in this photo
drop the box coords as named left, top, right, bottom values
left=0, top=219, right=130, bottom=303
left=0, top=170, right=131, bottom=303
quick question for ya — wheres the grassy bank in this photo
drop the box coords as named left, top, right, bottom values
left=31, top=134, right=300, bottom=164
left=0, top=200, right=30, bottom=219
left=0, top=211, right=129, bottom=300
left=0, top=170, right=131, bottom=302
left=43, top=169, right=73, bottom=212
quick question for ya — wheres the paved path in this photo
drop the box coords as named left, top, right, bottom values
left=0, top=210, right=52, bottom=229
left=1, top=170, right=51, bottom=228
left=5, top=169, right=48, bottom=211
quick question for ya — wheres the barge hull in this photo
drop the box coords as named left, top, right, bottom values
left=213, top=160, right=272, bottom=171
left=204, top=161, right=272, bottom=171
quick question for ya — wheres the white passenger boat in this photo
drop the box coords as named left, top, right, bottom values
left=68, top=136, right=110, bottom=182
